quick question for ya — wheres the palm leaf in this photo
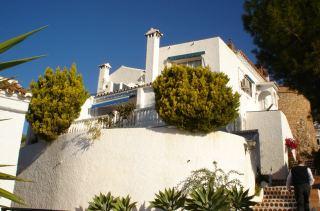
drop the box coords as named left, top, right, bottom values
left=0, top=165, right=14, bottom=167
left=0, top=187, right=25, bottom=205
left=0, top=119, right=11, bottom=121
left=0, top=172, right=31, bottom=182
left=0, top=26, right=47, bottom=54
left=0, top=55, right=46, bottom=72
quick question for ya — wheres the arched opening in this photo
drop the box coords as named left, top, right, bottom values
left=258, top=91, right=273, bottom=110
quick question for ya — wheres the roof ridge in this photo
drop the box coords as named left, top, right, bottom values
left=120, top=65, right=145, bottom=72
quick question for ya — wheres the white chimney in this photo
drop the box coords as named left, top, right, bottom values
left=145, top=28, right=163, bottom=83
left=97, top=63, right=111, bottom=93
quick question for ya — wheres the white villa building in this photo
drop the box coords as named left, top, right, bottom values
left=14, top=28, right=293, bottom=210
left=72, top=28, right=292, bottom=178
left=79, top=28, right=279, bottom=128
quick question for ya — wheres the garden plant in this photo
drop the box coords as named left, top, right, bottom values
left=26, top=63, right=89, bottom=141
left=0, top=26, right=46, bottom=206
left=89, top=163, right=256, bottom=211
left=87, top=192, right=136, bottom=211
left=153, top=65, right=240, bottom=133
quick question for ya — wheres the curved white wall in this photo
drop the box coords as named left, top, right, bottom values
left=14, top=128, right=255, bottom=210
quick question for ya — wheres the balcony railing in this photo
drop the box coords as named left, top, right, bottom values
left=67, top=107, right=165, bottom=133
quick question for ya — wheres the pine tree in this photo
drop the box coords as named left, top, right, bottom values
left=26, top=63, right=89, bottom=141
left=243, top=0, right=320, bottom=121
left=152, top=65, right=240, bottom=133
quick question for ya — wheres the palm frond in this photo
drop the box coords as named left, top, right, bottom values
left=0, top=187, right=25, bottom=205
left=0, top=172, right=31, bottom=182
left=0, top=55, right=46, bottom=72
left=0, top=26, right=47, bottom=54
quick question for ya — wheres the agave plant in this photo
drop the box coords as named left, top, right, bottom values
left=150, top=187, right=186, bottom=211
left=87, top=192, right=116, bottom=211
left=228, top=186, right=256, bottom=211
left=0, top=26, right=46, bottom=206
left=112, top=195, right=137, bottom=211
left=0, top=165, right=31, bottom=207
left=184, top=185, right=230, bottom=211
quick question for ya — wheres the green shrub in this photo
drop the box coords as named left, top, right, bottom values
left=150, top=187, right=186, bottom=211
left=178, top=161, right=242, bottom=195
left=87, top=192, right=115, bottom=211
left=26, top=64, right=89, bottom=141
left=152, top=65, right=240, bottom=133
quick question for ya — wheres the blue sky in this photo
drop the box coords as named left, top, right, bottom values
left=1, top=0, right=256, bottom=94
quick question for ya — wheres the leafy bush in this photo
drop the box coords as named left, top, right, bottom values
left=228, top=186, right=256, bottom=210
left=150, top=187, right=186, bottom=211
left=115, top=102, right=135, bottom=121
left=178, top=161, right=242, bottom=195
left=184, top=185, right=230, bottom=210
left=26, top=64, right=89, bottom=141
left=153, top=65, right=240, bottom=133
left=87, top=192, right=115, bottom=211
left=113, top=195, right=136, bottom=211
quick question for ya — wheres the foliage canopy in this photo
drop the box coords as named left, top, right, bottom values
left=26, top=63, right=89, bottom=141
left=153, top=65, right=239, bottom=133
left=243, top=0, right=320, bottom=121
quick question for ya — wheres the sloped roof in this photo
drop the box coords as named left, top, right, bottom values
left=0, top=76, right=31, bottom=98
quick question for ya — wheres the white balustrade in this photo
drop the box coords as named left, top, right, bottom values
left=67, top=107, right=165, bottom=133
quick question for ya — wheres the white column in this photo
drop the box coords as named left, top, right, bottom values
left=137, top=87, right=145, bottom=109
left=97, top=63, right=111, bottom=93
left=145, top=28, right=163, bottom=83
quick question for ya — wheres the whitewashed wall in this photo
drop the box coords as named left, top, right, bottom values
left=246, top=110, right=292, bottom=179
left=109, top=66, right=145, bottom=85
left=217, top=39, right=266, bottom=116
left=136, top=87, right=155, bottom=109
left=76, top=96, right=94, bottom=120
left=158, top=37, right=277, bottom=130
left=159, top=37, right=220, bottom=77
left=0, top=92, right=30, bottom=207
left=14, top=128, right=256, bottom=210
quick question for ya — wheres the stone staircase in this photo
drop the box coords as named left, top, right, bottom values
left=253, top=186, right=297, bottom=210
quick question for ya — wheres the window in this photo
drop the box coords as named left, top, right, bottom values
left=167, top=51, right=205, bottom=68
left=317, top=138, right=320, bottom=145
left=175, top=59, right=202, bottom=68
left=241, top=75, right=253, bottom=96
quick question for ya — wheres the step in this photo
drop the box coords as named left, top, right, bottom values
left=253, top=207, right=297, bottom=211
left=265, top=186, right=292, bottom=191
left=254, top=201, right=296, bottom=208
left=264, top=194, right=295, bottom=200
left=253, top=185, right=297, bottom=210
left=263, top=199, right=296, bottom=203
left=264, top=189, right=295, bottom=196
